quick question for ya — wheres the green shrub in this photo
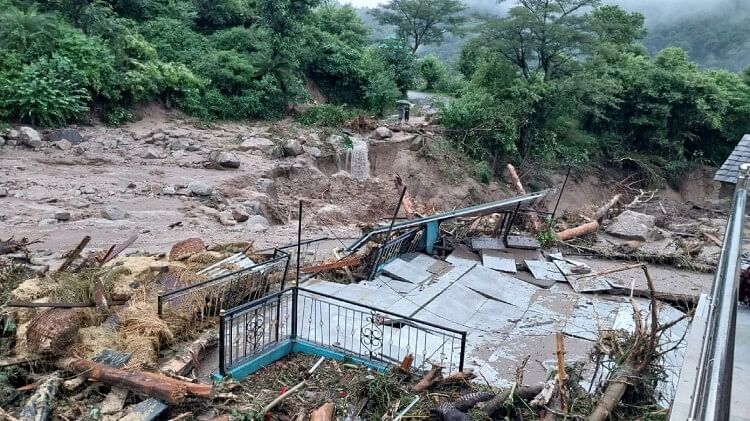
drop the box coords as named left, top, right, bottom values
left=299, top=104, right=356, bottom=126
left=0, top=57, right=90, bottom=126
left=106, top=106, right=134, bottom=126
left=139, top=18, right=209, bottom=65
left=416, top=54, right=447, bottom=91
left=473, top=161, right=493, bottom=184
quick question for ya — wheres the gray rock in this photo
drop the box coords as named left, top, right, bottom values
left=327, top=135, right=344, bottom=146
left=246, top=215, right=270, bottom=227
left=185, top=143, right=201, bottom=152
left=6, top=139, right=17, bottom=147
left=47, top=128, right=83, bottom=145
left=0, top=137, right=5, bottom=147
left=606, top=210, right=658, bottom=242
left=25, top=185, right=52, bottom=201
left=232, top=208, right=250, bottom=223
left=283, top=139, right=304, bottom=156
left=54, top=211, right=71, bottom=221
left=102, top=206, right=128, bottom=221
left=241, top=200, right=261, bottom=215
left=218, top=210, right=236, bottom=226
left=161, top=185, right=176, bottom=195
left=409, top=136, right=424, bottom=151
left=7, top=129, right=20, bottom=140
left=208, top=150, right=241, bottom=169
left=0, top=188, right=7, bottom=197
left=19, top=127, right=42, bottom=148
left=304, top=146, right=322, bottom=158
left=55, top=139, right=73, bottom=151
left=143, top=148, right=162, bottom=159
left=38, top=218, right=57, bottom=226
left=188, top=181, right=213, bottom=196
left=270, top=145, right=286, bottom=159
left=170, top=139, right=188, bottom=151
left=151, top=132, right=166, bottom=142
left=238, top=137, right=275, bottom=153
left=374, top=127, right=393, bottom=139
left=255, top=178, right=277, bottom=199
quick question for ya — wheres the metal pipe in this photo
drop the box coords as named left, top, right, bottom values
left=297, top=200, right=303, bottom=287
left=551, top=167, right=571, bottom=221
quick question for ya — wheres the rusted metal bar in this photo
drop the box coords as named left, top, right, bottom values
left=56, top=236, right=90, bottom=273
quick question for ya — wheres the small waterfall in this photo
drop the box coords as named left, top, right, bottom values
left=350, top=139, right=370, bottom=180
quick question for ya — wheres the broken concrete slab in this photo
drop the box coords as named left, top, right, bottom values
left=506, top=235, right=541, bottom=250
left=459, top=265, right=537, bottom=308
left=525, top=260, right=566, bottom=282
left=567, top=274, right=612, bottom=293
left=446, top=244, right=481, bottom=266
left=119, top=398, right=168, bottom=421
left=471, top=237, right=506, bottom=251
left=417, top=283, right=487, bottom=328
left=371, top=275, right=419, bottom=294
left=606, top=210, right=658, bottom=242
left=386, top=262, right=475, bottom=316
left=504, top=247, right=542, bottom=262
left=464, top=299, right=522, bottom=333
left=382, top=258, right=432, bottom=284
left=512, top=270, right=556, bottom=288
left=481, top=250, right=517, bottom=273
left=100, top=387, right=128, bottom=415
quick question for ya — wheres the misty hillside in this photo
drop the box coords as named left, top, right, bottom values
left=355, top=0, right=750, bottom=72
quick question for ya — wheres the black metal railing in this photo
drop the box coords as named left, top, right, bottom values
left=365, top=228, right=426, bottom=280
left=218, top=286, right=467, bottom=376
left=157, top=251, right=290, bottom=323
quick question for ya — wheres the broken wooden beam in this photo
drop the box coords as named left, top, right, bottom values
left=301, top=255, right=361, bottom=273
left=57, top=358, right=213, bottom=404
left=506, top=164, right=542, bottom=232
left=160, top=330, right=218, bottom=377
left=412, top=364, right=443, bottom=392
left=594, top=194, right=622, bottom=222
left=56, top=236, right=90, bottom=273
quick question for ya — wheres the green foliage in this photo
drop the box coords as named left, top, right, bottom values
left=537, top=226, right=556, bottom=249
left=378, top=37, right=417, bottom=94
left=416, top=54, right=447, bottom=91
left=299, top=104, right=356, bottom=127
left=106, top=105, right=133, bottom=126
left=0, top=56, right=90, bottom=126
left=369, top=0, right=466, bottom=53
left=474, top=161, right=492, bottom=184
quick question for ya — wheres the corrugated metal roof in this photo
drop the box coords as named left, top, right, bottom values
left=715, top=135, right=750, bottom=184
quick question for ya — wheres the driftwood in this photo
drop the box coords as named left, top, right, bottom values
left=482, top=383, right=545, bottom=417
left=19, top=373, right=62, bottom=421
left=394, top=175, right=416, bottom=219
left=555, top=332, right=568, bottom=413
left=412, top=364, right=443, bottom=392
left=0, top=407, right=19, bottom=421
left=594, top=195, right=622, bottom=222
left=506, top=164, right=542, bottom=232
left=160, top=330, right=218, bottom=377
left=438, top=370, right=476, bottom=387
left=301, top=255, right=361, bottom=273
left=587, top=266, right=659, bottom=421
left=57, top=358, right=213, bottom=404
left=310, top=403, right=335, bottom=421
left=557, top=221, right=600, bottom=241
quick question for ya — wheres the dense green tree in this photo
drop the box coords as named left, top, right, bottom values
left=369, top=0, right=467, bottom=53
left=416, top=54, right=446, bottom=90
left=377, top=37, right=416, bottom=94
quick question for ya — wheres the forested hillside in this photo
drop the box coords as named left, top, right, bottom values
left=0, top=0, right=405, bottom=126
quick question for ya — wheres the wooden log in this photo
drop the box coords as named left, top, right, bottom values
left=482, top=383, right=544, bottom=417
left=160, top=330, right=218, bottom=377
left=412, top=364, right=443, bottom=392
left=438, top=370, right=476, bottom=387
left=555, top=332, right=568, bottom=413
left=556, top=221, right=600, bottom=241
left=57, top=358, right=213, bottom=404
left=310, top=403, right=335, bottom=421
left=19, top=373, right=62, bottom=421
left=395, top=176, right=416, bottom=219
left=595, top=195, right=622, bottom=223
left=506, top=164, right=542, bottom=232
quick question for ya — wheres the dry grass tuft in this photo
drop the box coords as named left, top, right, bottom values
left=119, top=300, right=174, bottom=348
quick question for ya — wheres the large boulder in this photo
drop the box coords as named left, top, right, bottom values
left=19, top=127, right=42, bottom=148
left=606, top=210, right=658, bottom=242
left=374, top=127, right=393, bottom=140
left=283, top=139, right=304, bottom=156
left=169, top=238, right=206, bottom=261
left=238, top=136, right=275, bottom=153
left=188, top=181, right=213, bottom=196
left=208, top=150, right=241, bottom=169
left=47, top=128, right=83, bottom=145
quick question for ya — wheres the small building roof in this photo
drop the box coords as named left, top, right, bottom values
left=715, top=134, right=750, bottom=184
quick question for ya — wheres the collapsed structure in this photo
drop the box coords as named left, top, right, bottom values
left=0, top=173, right=731, bottom=420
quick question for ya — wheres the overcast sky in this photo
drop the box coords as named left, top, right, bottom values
left=341, top=0, right=733, bottom=23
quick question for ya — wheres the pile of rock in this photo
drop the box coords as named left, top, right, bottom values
left=0, top=127, right=85, bottom=151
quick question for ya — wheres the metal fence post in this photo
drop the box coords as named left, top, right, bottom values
left=291, top=287, right=298, bottom=340
left=157, top=291, right=163, bottom=318
left=459, top=332, right=467, bottom=372
left=218, top=309, right=226, bottom=376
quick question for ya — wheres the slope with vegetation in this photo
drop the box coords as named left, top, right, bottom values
left=0, top=0, right=407, bottom=126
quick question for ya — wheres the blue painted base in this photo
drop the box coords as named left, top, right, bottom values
left=213, top=340, right=389, bottom=382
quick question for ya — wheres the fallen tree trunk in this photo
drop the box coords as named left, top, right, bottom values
left=594, top=195, right=622, bottom=223
left=506, top=164, right=542, bottom=232
left=482, top=383, right=545, bottom=417
left=19, top=373, right=62, bottom=421
left=301, top=255, right=361, bottom=273
left=412, top=364, right=443, bottom=392
left=57, top=358, right=213, bottom=404
left=556, top=221, right=600, bottom=241
left=160, top=330, right=218, bottom=377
